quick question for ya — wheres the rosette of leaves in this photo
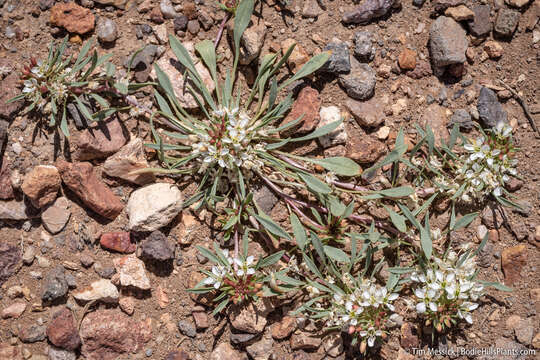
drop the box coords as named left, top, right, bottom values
left=147, top=0, right=361, bottom=241
left=8, top=36, right=149, bottom=137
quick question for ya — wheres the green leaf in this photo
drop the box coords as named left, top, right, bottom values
left=59, top=103, right=69, bottom=137
left=279, top=51, right=331, bottom=91
left=298, top=173, right=331, bottom=194
left=195, top=40, right=218, bottom=85
left=384, top=206, right=407, bottom=232
left=275, top=273, right=304, bottom=286
left=73, top=96, right=93, bottom=121
left=302, top=157, right=361, bottom=177
left=451, top=212, right=478, bottom=231
left=257, top=250, right=285, bottom=268
left=303, top=253, right=323, bottom=278
left=323, top=246, right=349, bottom=263
left=329, top=197, right=346, bottom=217
left=195, top=245, right=220, bottom=264
left=387, top=267, right=415, bottom=274
left=378, top=186, right=414, bottom=198
left=480, top=281, right=512, bottom=292
left=290, top=120, right=342, bottom=143
left=212, top=298, right=230, bottom=315
left=290, top=213, right=307, bottom=250
left=233, top=0, right=256, bottom=63
left=420, top=213, right=432, bottom=259
left=253, top=214, right=292, bottom=240
left=310, top=231, right=326, bottom=263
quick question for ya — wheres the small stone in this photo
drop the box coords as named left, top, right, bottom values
left=164, top=350, right=190, bottom=360
left=420, top=104, right=449, bottom=144
left=229, top=299, right=273, bottom=334
left=103, top=138, right=155, bottom=185
left=160, top=0, right=177, bottom=19
left=501, top=244, right=527, bottom=285
left=100, top=232, right=135, bottom=254
left=21, top=165, right=61, bottom=208
left=150, top=6, right=164, bottom=24
left=290, top=330, right=322, bottom=350
left=0, top=160, right=14, bottom=200
left=280, top=38, right=309, bottom=72
left=73, top=279, right=119, bottom=303
left=50, top=2, right=95, bottom=34
left=321, top=41, right=351, bottom=74
left=505, top=0, right=531, bottom=8
left=494, top=9, right=520, bottom=37
left=41, top=266, right=68, bottom=303
left=192, top=311, right=208, bottom=330
left=317, top=106, right=348, bottom=148
left=174, top=15, right=188, bottom=32
left=41, top=197, right=71, bottom=235
left=346, top=98, right=385, bottom=128
left=210, top=342, right=244, bottom=360
left=354, top=31, right=374, bottom=61
left=484, top=41, right=503, bottom=58
left=467, top=5, right=492, bottom=37
left=113, top=256, right=151, bottom=290
left=177, top=320, right=196, bottom=338
left=477, top=87, right=507, bottom=128
left=444, top=5, right=474, bottom=21
left=198, top=10, right=214, bottom=31
left=140, top=231, right=175, bottom=261
left=279, top=86, right=321, bottom=136
left=119, top=296, right=135, bottom=315
left=1, top=302, right=26, bottom=319
left=46, top=308, right=81, bottom=350
left=127, top=183, right=183, bottom=232
left=515, top=318, right=534, bottom=345
left=22, top=246, right=36, bottom=265
left=449, top=108, right=474, bottom=131
left=323, top=333, right=343, bottom=357
left=342, top=0, right=395, bottom=24
left=48, top=346, right=77, bottom=360
left=398, top=48, right=417, bottom=70
left=0, top=74, right=24, bottom=119
left=302, top=0, right=322, bottom=18
left=74, top=118, right=128, bottom=161
left=96, top=17, right=118, bottom=43
left=338, top=59, right=376, bottom=100
left=0, top=242, right=21, bottom=284
left=429, top=16, right=468, bottom=76
left=227, top=16, right=267, bottom=65
left=376, top=126, right=390, bottom=140
left=187, top=19, right=200, bottom=34
left=346, top=133, right=386, bottom=163
left=19, top=324, right=46, bottom=343
left=271, top=316, right=297, bottom=339
left=400, top=323, right=419, bottom=349
left=246, top=337, right=274, bottom=360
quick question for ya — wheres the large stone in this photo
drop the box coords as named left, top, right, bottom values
left=21, top=165, right=61, bottom=208
left=477, top=87, right=507, bottom=128
left=41, top=266, right=69, bottom=303
left=48, top=346, right=77, bottom=360
left=113, top=256, right=151, bottom=290
left=0, top=159, right=14, bottom=200
left=290, top=331, right=322, bottom=350
left=140, top=231, right=175, bottom=262
left=96, top=17, right=118, bottom=43
left=46, top=308, right=81, bottom=350
left=227, top=16, right=267, bottom=65
left=346, top=132, right=386, bottom=163
left=100, top=232, right=135, bottom=254
left=79, top=309, right=152, bottom=360
left=317, top=106, right=348, bottom=148
left=279, top=86, right=321, bottom=136
left=468, top=5, right=492, bottom=37
left=41, top=197, right=71, bottom=234
left=0, top=242, right=21, bottom=285
left=74, top=118, right=128, bottom=161
left=338, top=59, right=376, bottom=100
left=0, top=74, right=24, bottom=119
left=506, top=0, right=531, bottom=8
left=302, top=0, right=323, bottom=18
left=501, top=245, right=527, bottom=285
left=56, top=160, right=124, bottom=220
left=0, top=200, right=35, bottom=220
left=126, top=183, right=183, bottom=232
left=320, top=41, right=351, bottom=74
left=1, top=302, right=26, bottom=319
left=346, top=98, right=385, bottom=128
left=342, top=0, right=396, bottom=24
left=420, top=103, right=449, bottom=144
left=429, top=16, right=468, bottom=75
left=73, top=279, right=119, bottom=303
left=229, top=299, right=273, bottom=334
left=103, top=138, right=155, bottom=185
left=50, top=2, right=95, bottom=34
left=151, top=45, right=215, bottom=109
left=398, top=49, right=417, bottom=70
left=444, top=5, right=474, bottom=21
left=494, top=9, right=520, bottom=37
left=246, top=337, right=274, bottom=360
left=271, top=316, right=297, bottom=339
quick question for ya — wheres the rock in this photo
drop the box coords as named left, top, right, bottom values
left=192, top=311, right=208, bottom=330
left=406, top=60, right=432, bottom=79
left=94, top=0, right=128, bottom=8
left=0, top=200, right=35, bottom=220
left=0, top=160, right=14, bottom=200
left=492, top=337, right=528, bottom=360
left=397, top=348, right=415, bottom=360
left=420, top=104, right=449, bottom=144
left=302, top=0, right=323, bottom=18
left=354, top=31, right=374, bottom=61
left=150, top=45, right=215, bottom=109
left=338, top=59, right=376, bottom=100
left=210, top=342, right=245, bottom=360
left=317, top=106, right=348, bottom=148
left=74, top=118, right=128, bottom=161
left=41, top=197, right=71, bottom=235
left=481, top=204, right=505, bottom=229
left=271, top=316, right=297, bottom=339
left=177, top=320, right=196, bottom=338
left=150, top=6, right=165, bottom=24
left=1, top=302, right=26, bottom=319
left=154, top=23, right=168, bottom=44
left=429, top=16, right=468, bottom=76
left=56, top=160, right=124, bottom=220
left=42, top=266, right=68, bottom=303
left=164, top=350, right=190, bottom=360
left=50, top=2, right=95, bottom=34
left=100, top=232, right=135, bottom=254
left=73, top=279, right=119, bottom=303
left=103, top=138, right=155, bottom=185
left=323, top=333, right=344, bottom=357
left=477, top=87, right=507, bottom=128
left=230, top=332, right=258, bottom=344
left=227, top=16, right=267, bottom=65
left=290, top=330, right=322, bottom=350
left=119, top=296, right=135, bottom=315
left=198, top=10, right=214, bottom=31
left=449, top=108, right=474, bottom=131
left=320, top=41, right=351, bottom=74
left=280, top=38, right=309, bottom=72
left=0, top=242, right=21, bottom=285
left=279, top=86, right=321, bottom=136
left=433, top=0, right=464, bottom=12
left=494, top=9, right=520, bottom=37
left=127, top=183, right=183, bottom=232
left=398, top=48, right=417, bottom=70
left=484, top=41, right=503, bottom=58
left=113, top=256, right=151, bottom=290
left=94, top=263, right=116, bottom=279
left=46, top=308, right=81, bottom=350
left=533, top=333, right=540, bottom=349
left=444, top=5, right=474, bottom=21
left=140, top=231, right=175, bottom=261
left=521, top=1, right=539, bottom=31
left=400, top=323, right=419, bottom=349
left=246, top=337, right=274, bottom=360
left=96, top=17, right=118, bottom=43
left=19, top=324, right=46, bottom=343
left=79, top=309, right=151, bottom=359
left=468, top=5, right=492, bottom=37
left=342, top=0, right=396, bottom=24
left=23, top=246, right=36, bottom=265
left=48, top=346, right=77, bottom=360
left=506, top=0, right=531, bottom=8
left=347, top=132, right=386, bottom=163
left=160, top=0, right=177, bottom=19
left=125, top=45, right=158, bottom=70
left=173, top=15, right=188, bottom=32
left=21, top=165, right=61, bottom=208
left=346, top=98, right=385, bottom=128
left=229, top=299, right=273, bottom=334
left=186, top=19, right=200, bottom=35
left=514, top=318, right=534, bottom=345
left=501, top=245, right=526, bottom=285
left=0, top=74, right=24, bottom=120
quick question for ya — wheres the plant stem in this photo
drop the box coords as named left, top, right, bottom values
left=215, top=13, right=230, bottom=49
left=233, top=228, right=239, bottom=271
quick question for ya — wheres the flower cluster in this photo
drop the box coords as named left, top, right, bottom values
left=435, top=122, right=518, bottom=202
left=316, top=277, right=399, bottom=350
left=189, top=105, right=266, bottom=178
left=203, top=249, right=256, bottom=289
left=410, top=245, right=484, bottom=331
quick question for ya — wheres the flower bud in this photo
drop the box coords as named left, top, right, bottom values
left=435, top=323, right=443, bottom=333
left=30, top=57, right=37, bottom=67
left=348, top=326, right=355, bottom=335
left=360, top=341, right=367, bottom=354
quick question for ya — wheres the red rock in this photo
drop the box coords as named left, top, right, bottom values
left=50, top=2, right=95, bottom=35
left=150, top=6, right=164, bottom=23
left=271, top=316, right=296, bottom=339
left=74, top=118, right=128, bottom=161
left=1, top=302, right=26, bottom=319
left=79, top=309, right=151, bottom=360
left=346, top=132, right=386, bottom=163
left=0, top=242, right=21, bottom=286
left=47, top=308, right=81, bottom=350
left=501, top=245, right=527, bottom=285
left=279, top=86, right=321, bottom=136
left=55, top=160, right=124, bottom=220
left=192, top=311, right=209, bottom=330
left=0, top=160, right=14, bottom=200
left=100, top=232, right=135, bottom=253
left=21, top=165, right=61, bottom=208
left=398, top=49, right=417, bottom=70
left=406, top=60, right=432, bottom=79
left=165, top=350, right=190, bottom=360
left=447, top=63, right=465, bottom=78
left=0, top=73, right=24, bottom=119
left=187, top=271, right=214, bottom=306
left=156, top=285, right=169, bottom=309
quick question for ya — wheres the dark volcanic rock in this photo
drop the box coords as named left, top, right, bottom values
left=342, top=0, right=395, bottom=24
left=140, top=231, right=175, bottom=261
left=41, top=266, right=69, bottom=303
left=477, top=87, right=507, bottom=128
left=0, top=242, right=21, bottom=286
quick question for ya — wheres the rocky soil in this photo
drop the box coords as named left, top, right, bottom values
left=0, top=0, right=539, bottom=359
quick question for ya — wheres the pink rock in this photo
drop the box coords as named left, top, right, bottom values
left=279, top=86, right=321, bottom=136
left=1, top=302, right=26, bottom=319
left=74, top=118, right=128, bottom=161
left=47, top=308, right=81, bottom=350
left=21, top=165, right=61, bottom=208
left=100, top=232, right=135, bottom=254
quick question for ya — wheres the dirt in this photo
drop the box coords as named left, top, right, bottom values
left=0, top=0, right=539, bottom=359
